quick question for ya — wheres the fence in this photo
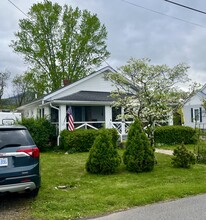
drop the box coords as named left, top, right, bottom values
left=52, top=121, right=133, bottom=142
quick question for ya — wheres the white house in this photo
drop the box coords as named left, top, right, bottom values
left=17, top=66, right=132, bottom=144
left=183, top=84, right=206, bottom=129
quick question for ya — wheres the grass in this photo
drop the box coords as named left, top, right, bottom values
left=29, top=149, right=206, bottom=220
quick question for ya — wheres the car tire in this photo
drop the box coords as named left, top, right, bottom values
left=27, top=188, right=39, bottom=197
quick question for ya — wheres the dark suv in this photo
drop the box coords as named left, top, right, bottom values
left=0, top=125, right=40, bottom=196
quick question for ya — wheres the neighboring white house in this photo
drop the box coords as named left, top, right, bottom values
left=17, top=66, right=132, bottom=143
left=183, top=84, right=206, bottom=129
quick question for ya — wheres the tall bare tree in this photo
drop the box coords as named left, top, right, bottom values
left=0, top=71, right=10, bottom=108
left=12, top=73, right=35, bottom=106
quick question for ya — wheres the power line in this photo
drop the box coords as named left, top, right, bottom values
left=8, top=0, right=30, bottom=19
left=122, top=0, right=206, bottom=29
left=164, top=0, right=206, bottom=15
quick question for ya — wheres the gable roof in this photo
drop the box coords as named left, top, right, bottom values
left=199, top=83, right=206, bottom=93
left=198, top=91, right=206, bottom=99
left=17, top=66, right=116, bottom=110
left=43, top=66, right=116, bottom=101
left=184, top=83, right=206, bottom=105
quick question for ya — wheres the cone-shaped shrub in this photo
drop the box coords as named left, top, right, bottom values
left=123, top=119, right=155, bottom=173
left=86, top=129, right=121, bottom=174
left=172, top=144, right=196, bottom=168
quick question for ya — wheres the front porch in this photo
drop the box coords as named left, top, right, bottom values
left=48, top=104, right=132, bottom=143
left=52, top=121, right=132, bottom=143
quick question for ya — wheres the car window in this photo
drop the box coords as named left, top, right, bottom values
left=0, top=129, right=34, bottom=148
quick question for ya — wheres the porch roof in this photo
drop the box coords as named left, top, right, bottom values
left=57, top=91, right=115, bottom=102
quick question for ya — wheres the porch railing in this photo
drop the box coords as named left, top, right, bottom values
left=111, top=121, right=133, bottom=141
left=74, top=121, right=105, bottom=130
left=52, top=121, right=133, bottom=142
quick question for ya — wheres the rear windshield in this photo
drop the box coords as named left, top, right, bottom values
left=0, top=129, right=35, bottom=148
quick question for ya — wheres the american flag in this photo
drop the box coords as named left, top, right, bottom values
left=67, top=106, right=74, bottom=131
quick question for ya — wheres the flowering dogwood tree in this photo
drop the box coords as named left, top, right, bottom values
left=107, top=58, right=190, bottom=146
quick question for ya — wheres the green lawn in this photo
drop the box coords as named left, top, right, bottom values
left=31, top=150, right=206, bottom=220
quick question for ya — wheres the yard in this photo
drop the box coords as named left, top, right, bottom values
left=18, top=149, right=206, bottom=220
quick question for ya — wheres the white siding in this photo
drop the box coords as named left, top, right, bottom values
left=22, top=106, right=39, bottom=118
left=44, top=106, right=50, bottom=119
left=46, top=73, right=115, bottom=100
left=184, top=95, right=202, bottom=106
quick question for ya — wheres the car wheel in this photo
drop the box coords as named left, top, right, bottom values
left=27, top=188, right=39, bottom=197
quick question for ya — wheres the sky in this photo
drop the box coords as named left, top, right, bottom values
left=1, top=0, right=206, bottom=97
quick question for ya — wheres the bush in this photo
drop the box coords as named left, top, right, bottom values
left=60, top=129, right=98, bottom=153
left=123, top=119, right=155, bottom=173
left=172, top=144, right=196, bottom=168
left=195, top=142, right=206, bottom=164
left=154, top=126, right=198, bottom=145
left=109, top=128, right=119, bottom=148
left=60, top=128, right=119, bottom=153
left=86, top=129, right=121, bottom=174
left=20, top=118, right=56, bottom=151
left=173, top=112, right=182, bottom=125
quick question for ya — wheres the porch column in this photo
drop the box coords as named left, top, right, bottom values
left=59, top=105, right=67, bottom=132
left=168, top=110, right=173, bottom=125
left=121, top=107, right=126, bottom=135
left=105, top=106, right=112, bottom=128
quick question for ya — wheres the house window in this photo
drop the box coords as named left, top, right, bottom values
left=51, top=107, right=59, bottom=122
left=194, top=109, right=199, bottom=122
left=38, top=108, right=44, bottom=118
left=191, top=107, right=202, bottom=123
left=112, top=107, right=121, bottom=121
left=73, top=106, right=82, bottom=121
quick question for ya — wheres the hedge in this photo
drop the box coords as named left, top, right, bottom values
left=20, top=118, right=56, bottom=151
left=60, top=128, right=119, bottom=153
left=154, top=125, right=198, bottom=145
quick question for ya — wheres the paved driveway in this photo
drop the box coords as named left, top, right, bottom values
left=0, top=193, right=31, bottom=220
left=87, top=194, right=206, bottom=220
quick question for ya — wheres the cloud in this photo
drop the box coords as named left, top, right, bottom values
left=1, top=0, right=206, bottom=97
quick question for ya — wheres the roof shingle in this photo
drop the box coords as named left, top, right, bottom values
left=58, top=91, right=115, bottom=102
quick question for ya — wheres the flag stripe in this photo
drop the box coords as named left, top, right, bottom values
left=67, top=107, right=74, bottom=131
left=68, top=114, right=74, bottom=131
